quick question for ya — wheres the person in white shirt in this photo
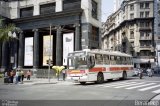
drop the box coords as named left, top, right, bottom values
left=147, top=68, right=152, bottom=77
left=15, top=70, right=19, bottom=84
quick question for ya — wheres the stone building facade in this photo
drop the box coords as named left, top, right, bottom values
left=0, top=0, right=102, bottom=72
left=102, top=0, right=155, bottom=69
left=154, top=0, right=160, bottom=67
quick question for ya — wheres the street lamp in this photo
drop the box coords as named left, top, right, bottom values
left=8, top=31, right=17, bottom=70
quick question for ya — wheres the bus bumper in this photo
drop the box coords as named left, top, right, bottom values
left=67, top=76, right=88, bottom=82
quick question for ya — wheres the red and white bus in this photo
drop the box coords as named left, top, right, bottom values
left=67, top=49, right=134, bottom=85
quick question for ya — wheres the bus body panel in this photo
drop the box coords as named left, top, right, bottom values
left=67, top=49, right=134, bottom=83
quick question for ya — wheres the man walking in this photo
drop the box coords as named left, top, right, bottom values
left=62, top=69, right=66, bottom=81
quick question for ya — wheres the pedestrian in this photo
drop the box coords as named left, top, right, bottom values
left=18, top=70, right=22, bottom=82
left=4, top=71, right=9, bottom=84
left=21, top=70, right=24, bottom=83
left=15, top=70, right=19, bottom=84
left=27, top=70, right=31, bottom=80
left=62, top=69, right=66, bottom=81
left=147, top=68, right=153, bottom=77
left=10, top=70, right=14, bottom=83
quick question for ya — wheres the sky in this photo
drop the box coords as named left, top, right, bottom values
left=101, top=0, right=114, bottom=22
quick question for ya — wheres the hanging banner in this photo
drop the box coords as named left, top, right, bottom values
left=63, top=33, right=74, bottom=66
left=24, top=37, right=33, bottom=66
left=43, top=35, right=53, bottom=66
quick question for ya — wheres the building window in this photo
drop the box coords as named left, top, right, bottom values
left=140, top=32, right=145, bottom=38
left=140, top=22, right=144, bottom=27
left=145, top=11, right=149, bottom=17
left=20, top=7, right=33, bottom=18
left=130, top=4, right=134, bottom=11
left=92, top=0, right=98, bottom=19
left=130, top=13, right=134, bottom=19
left=130, top=31, right=134, bottom=39
left=140, top=12, right=144, bottom=18
left=131, top=42, right=134, bottom=47
left=91, top=26, right=99, bottom=41
left=140, top=3, right=144, bottom=9
left=145, top=3, right=149, bottom=8
left=146, top=32, right=150, bottom=39
left=146, top=22, right=150, bottom=27
left=40, top=3, right=55, bottom=15
left=63, top=0, right=81, bottom=11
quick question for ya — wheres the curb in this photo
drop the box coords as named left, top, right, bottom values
left=33, top=82, right=58, bottom=85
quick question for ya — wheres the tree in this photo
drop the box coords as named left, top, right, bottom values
left=0, top=16, right=20, bottom=42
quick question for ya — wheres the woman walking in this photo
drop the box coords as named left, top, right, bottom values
left=27, top=70, right=31, bottom=80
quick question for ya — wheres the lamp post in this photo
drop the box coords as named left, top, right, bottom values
left=48, top=25, right=52, bottom=83
left=8, top=31, right=17, bottom=70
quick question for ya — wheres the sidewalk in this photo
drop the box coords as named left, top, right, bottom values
left=23, top=78, right=58, bottom=85
left=0, top=77, right=72, bottom=85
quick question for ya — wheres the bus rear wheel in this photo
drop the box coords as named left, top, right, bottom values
left=96, top=73, right=104, bottom=84
left=80, top=82, right=86, bottom=85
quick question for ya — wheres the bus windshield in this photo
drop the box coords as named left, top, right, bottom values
left=68, top=56, right=88, bottom=69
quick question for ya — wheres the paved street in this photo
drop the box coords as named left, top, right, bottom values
left=0, top=76, right=160, bottom=106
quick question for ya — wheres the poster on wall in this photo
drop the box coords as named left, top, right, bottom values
left=63, top=33, right=74, bottom=66
left=43, top=35, right=53, bottom=66
left=24, top=37, right=33, bottom=66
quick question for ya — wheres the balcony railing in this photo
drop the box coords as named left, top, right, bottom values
left=134, top=56, right=155, bottom=59
left=139, top=27, right=152, bottom=31
left=140, top=45, right=151, bottom=48
left=140, top=36, right=152, bottom=40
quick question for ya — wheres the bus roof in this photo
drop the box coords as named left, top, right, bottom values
left=72, top=49, right=132, bottom=57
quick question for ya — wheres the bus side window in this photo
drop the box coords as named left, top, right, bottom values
left=121, top=57, right=124, bottom=65
left=95, top=54, right=103, bottom=64
left=117, top=56, right=120, bottom=65
left=110, top=56, right=115, bottom=65
left=114, top=56, right=117, bottom=65
left=88, top=56, right=95, bottom=68
left=104, top=55, right=109, bottom=64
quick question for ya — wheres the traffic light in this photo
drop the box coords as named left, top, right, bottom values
left=46, top=60, right=49, bottom=64
left=46, top=59, right=53, bottom=65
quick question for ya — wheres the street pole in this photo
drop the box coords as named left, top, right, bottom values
left=48, top=25, right=52, bottom=83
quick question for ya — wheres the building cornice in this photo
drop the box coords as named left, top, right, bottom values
left=13, top=9, right=83, bottom=24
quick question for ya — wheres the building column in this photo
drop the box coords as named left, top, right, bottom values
left=0, top=42, right=2, bottom=69
left=33, top=29, right=39, bottom=68
left=75, top=23, right=81, bottom=51
left=56, top=26, right=62, bottom=66
left=18, top=31, right=25, bottom=68
left=1, top=41, right=9, bottom=71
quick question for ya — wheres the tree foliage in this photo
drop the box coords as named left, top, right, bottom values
left=0, top=16, right=20, bottom=42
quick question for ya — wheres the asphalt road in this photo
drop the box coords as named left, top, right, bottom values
left=0, top=76, right=160, bottom=106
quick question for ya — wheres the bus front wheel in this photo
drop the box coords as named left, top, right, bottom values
left=96, top=72, right=104, bottom=84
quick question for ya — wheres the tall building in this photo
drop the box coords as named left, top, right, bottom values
left=114, top=0, right=123, bottom=12
left=154, top=0, right=160, bottom=67
left=102, top=0, right=154, bottom=69
left=0, top=0, right=102, bottom=73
